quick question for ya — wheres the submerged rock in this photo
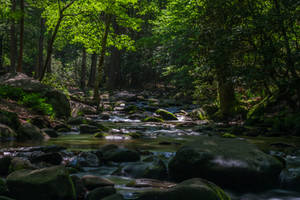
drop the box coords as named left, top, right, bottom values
left=169, top=136, right=284, bottom=190
left=102, top=148, right=140, bottom=163
left=80, top=124, right=99, bottom=134
left=136, top=178, right=230, bottom=200
left=87, top=186, right=116, bottom=200
left=6, top=165, right=76, bottom=200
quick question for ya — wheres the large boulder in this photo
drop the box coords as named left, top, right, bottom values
left=81, top=175, right=114, bottom=190
left=0, top=110, right=20, bottom=130
left=101, top=148, right=140, bottom=163
left=136, top=178, right=230, bottom=200
left=0, top=124, right=17, bottom=141
left=0, top=73, right=70, bottom=118
left=17, top=123, right=45, bottom=141
left=168, top=136, right=284, bottom=190
left=6, top=165, right=76, bottom=200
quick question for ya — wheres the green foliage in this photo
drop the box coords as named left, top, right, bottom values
left=21, top=93, right=54, bottom=116
left=0, top=86, right=25, bottom=101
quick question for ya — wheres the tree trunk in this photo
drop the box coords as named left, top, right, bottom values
left=17, top=0, right=24, bottom=72
left=0, top=34, right=3, bottom=71
left=10, top=0, right=17, bottom=73
left=107, top=47, right=121, bottom=89
left=39, top=16, right=63, bottom=81
left=88, top=53, right=97, bottom=87
left=35, top=17, right=45, bottom=79
left=216, top=64, right=236, bottom=118
left=80, top=48, right=87, bottom=89
left=93, top=15, right=112, bottom=107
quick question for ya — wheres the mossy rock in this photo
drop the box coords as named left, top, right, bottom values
left=188, top=108, right=207, bottom=120
left=136, top=178, right=230, bottom=200
left=142, top=117, right=164, bottom=123
left=0, top=196, right=15, bottom=200
left=222, top=133, right=236, bottom=138
left=124, top=105, right=139, bottom=114
left=126, top=132, right=142, bottom=139
left=94, top=132, right=108, bottom=138
left=0, top=179, right=8, bottom=196
left=0, top=124, right=17, bottom=141
left=155, top=109, right=178, bottom=120
left=0, top=110, right=20, bottom=130
left=16, top=123, right=45, bottom=141
left=6, top=165, right=76, bottom=200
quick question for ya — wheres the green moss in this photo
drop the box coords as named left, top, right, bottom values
left=222, top=133, right=237, bottom=138
left=0, top=110, right=20, bottom=130
left=142, top=116, right=164, bottom=122
left=126, top=132, right=142, bottom=139
left=155, top=109, right=178, bottom=120
left=94, top=132, right=109, bottom=138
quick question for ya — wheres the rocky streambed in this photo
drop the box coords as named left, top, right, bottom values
left=0, top=90, right=300, bottom=200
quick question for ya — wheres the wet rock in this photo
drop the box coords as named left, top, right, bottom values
left=81, top=175, right=114, bottom=190
left=54, top=123, right=71, bottom=132
left=30, top=152, right=62, bottom=165
left=87, top=186, right=116, bottom=200
left=280, top=167, right=300, bottom=191
left=88, top=121, right=110, bottom=132
left=6, top=166, right=76, bottom=200
left=188, top=108, right=207, bottom=120
left=0, top=157, right=12, bottom=175
left=80, top=124, right=99, bottom=134
left=0, top=196, right=15, bottom=200
left=155, top=109, right=178, bottom=120
left=118, top=159, right=167, bottom=179
left=142, top=116, right=164, bottom=123
left=77, top=152, right=100, bottom=167
left=169, top=136, right=284, bottom=190
left=42, top=128, right=59, bottom=138
left=99, top=113, right=110, bottom=120
left=127, top=179, right=175, bottom=188
left=0, top=124, right=16, bottom=141
left=67, top=116, right=88, bottom=125
left=30, top=116, right=51, bottom=129
left=9, top=157, right=36, bottom=173
left=102, top=194, right=123, bottom=200
left=102, top=148, right=140, bottom=163
left=136, top=178, right=230, bottom=200
left=79, top=106, right=98, bottom=115
left=17, top=123, right=45, bottom=141
left=71, top=175, right=86, bottom=199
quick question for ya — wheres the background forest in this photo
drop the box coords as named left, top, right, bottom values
left=0, top=0, right=299, bottom=133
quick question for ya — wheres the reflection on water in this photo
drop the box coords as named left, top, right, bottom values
left=229, top=189, right=300, bottom=200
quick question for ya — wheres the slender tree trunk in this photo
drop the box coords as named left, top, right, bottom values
left=94, top=15, right=112, bottom=107
left=46, top=36, right=52, bottom=73
left=10, top=0, right=17, bottom=73
left=39, top=16, right=63, bottom=81
left=35, top=17, right=45, bottom=79
left=0, top=34, right=3, bottom=71
left=216, top=64, right=236, bottom=118
left=88, top=53, right=97, bottom=87
left=107, top=47, right=121, bottom=89
left=80, top=48, right=87, bottom=89
left=17, top=0, right=24, bottom=72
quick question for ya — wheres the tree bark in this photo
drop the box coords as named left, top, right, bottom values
left=88, top=53, right=97, bottom=87
left=80, top=48, right=87, bottom=89
left=0, top=34, right=3, bottom=71
left=17, top=0, right=24, bottom=72
left=107, top=47, right=121, bottom=89
left=10, top=0, right=17, bottom=73
left=35, top=17, right=45, bottom=79
left=93, top=14, right=112, bottom=107
left=216, top=64, right=236, bottom=118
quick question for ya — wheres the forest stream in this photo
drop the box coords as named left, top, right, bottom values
left=1, top=94, right=300, bottom=200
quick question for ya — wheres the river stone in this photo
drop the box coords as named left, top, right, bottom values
left=6, top=165, right=76, bottom=200
left=0, top=110, right=20, bottom=130
left=9, top=157, right=36, bottom=173
left=168, top=136, right=284, bottom=190
left=30, top=152, right=62, bottom=165
left=87, top=186, right=116, bottom=200
left=0, top=73, right=70, bottom=118
left=0, top=196, right=15, bottom=200
left=0, top=157, right=12, bottom=175
left=0, top=124, right=16, bottom=141
left=280, top=167, right=300, bottom=191
left=42, top=128, right=59, bottom=138
left=71, top=175, right=86, bottom=199
left=102, top=148, right=140, bottom=162
left=17, top=123, right=45, bottom=141
left=30, top=116, right=51, bottom=129
left=102, top=194, right=124, bottom=200
left=81, top=175, right=114, bottom=190
left=80, top=124, right=99, bottom=134
left=77, top=152, right=100, bottom=167
left=0, top=178, right=7, bottom=195
left=119, top=159, right=167, bottom=179
left=136, top=178, right=230, bottom=200
left=155, top=109, right=178, bottom=120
